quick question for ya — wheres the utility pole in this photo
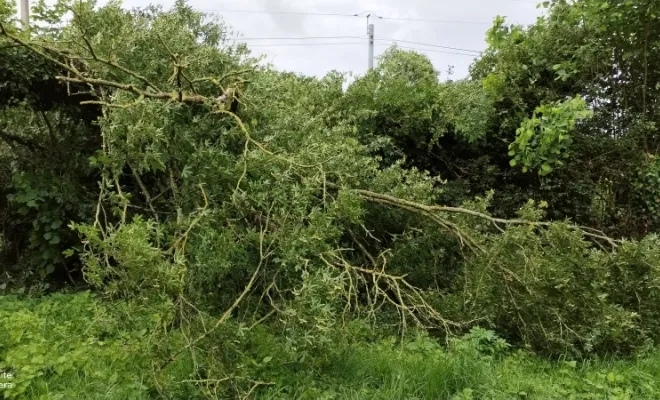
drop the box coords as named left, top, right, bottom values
left=355, top=12, right=381, bottom=70
left=20, top=0, right=29, bottom=29
left=367, top=22, right=374, bottom=70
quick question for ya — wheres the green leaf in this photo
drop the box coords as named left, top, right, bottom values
left=607, top=372, right=616, bottom=382
left=31, top=355, right=45, bottom=364
left=510, top=159, right=518, bottom=167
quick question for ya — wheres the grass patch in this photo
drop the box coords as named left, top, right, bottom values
left=2, top=293, right=660, bottom=399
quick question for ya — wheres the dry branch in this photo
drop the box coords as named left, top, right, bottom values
left=322, top=252, right=461, bottom=334
left=159, top=206, right=274, bottom=370
left=128, top=162, right=159, bottom=222
left=331, top=185, right=621, bottom=249
left=0, top=129, right=44, bottom=152
left=0, top=23, right=238, bottom=107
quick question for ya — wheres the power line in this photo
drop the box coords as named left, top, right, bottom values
left=243, top=42, right=366, bottom=47
left=375, top=43, right=480, bottom=57
left=231, top=36, right=366, bottom=41
left=228, top=36, right=480, bottom=54
left=232, top=40, right=480, bottom=58
left=378, top=16, right=491, bottom=25
left=376, top=38, right=482, bottom=54
left=200, top=9, right=357, bottom=18
left=201, top=9, right=492, bottom=25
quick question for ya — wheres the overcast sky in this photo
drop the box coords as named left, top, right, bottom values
left=98, top=0, right=543, bottom=79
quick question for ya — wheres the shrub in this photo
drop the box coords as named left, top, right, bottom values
left=446, top=216, right=655, bottom=357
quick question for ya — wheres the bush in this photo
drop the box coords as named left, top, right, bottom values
left=445, top=206, right=660, bottom=357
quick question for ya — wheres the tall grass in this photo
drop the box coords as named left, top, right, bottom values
left=256, top=330, right=660, bottom=399
left=3, top=294, right=660, bottom=399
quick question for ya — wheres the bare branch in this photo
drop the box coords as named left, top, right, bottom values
left=0, top=25, right=234, bottom=106
left=128, top=162, right=159, bottom=222
left=0, top=129, right=44, bottom=153
left=322, top=252, right=462, bottom=334
left=159, top=215, right=273, bottom=370
left=336, top=185, right=621, bottom=249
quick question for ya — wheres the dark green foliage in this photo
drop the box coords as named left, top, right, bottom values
left=632, top=155, right=660, bottom=231
left=342, top=48, right=493, bottom=171
left=0, top=9, right=102, bottom=284
left=467, top=0, right=660, bottom=236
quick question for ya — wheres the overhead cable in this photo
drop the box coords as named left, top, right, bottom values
left=202, top=9, right=493, bottom=25
left=376, top=38, right=482, bottom=53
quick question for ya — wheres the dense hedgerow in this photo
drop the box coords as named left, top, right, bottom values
left=2, top=0, right=660, bottom=398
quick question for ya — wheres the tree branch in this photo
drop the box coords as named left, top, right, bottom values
left=0, top=24, right=236, bottom=106
left=159, top=214, right=274, bottom=370
left=329, top=184, right=621, bottom=249
left=0, top=129, right=44, bottom=153
left=128, top=163, right=159, bottom=223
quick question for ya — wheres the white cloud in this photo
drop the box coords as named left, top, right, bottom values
left=98, top=0, right=545, bottom=78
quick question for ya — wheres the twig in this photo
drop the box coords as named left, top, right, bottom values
left=321, top=252, right=461, bottom=333
left=69, top=14, right=162, bottom=94
left=329, top=184, right=620, bottom=249
left=167, top=184, right=209, bottom=254
left=128, top=162, right=159, bottom=222
left=0, top=129, right=44, bottom=152
left=0, top=25, right=233, bottom=106
left=240, top=380, right=274, bottom=399
left=160, top=213, right=274, bottom=370
left=38, top=110, right=57, bottom=145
